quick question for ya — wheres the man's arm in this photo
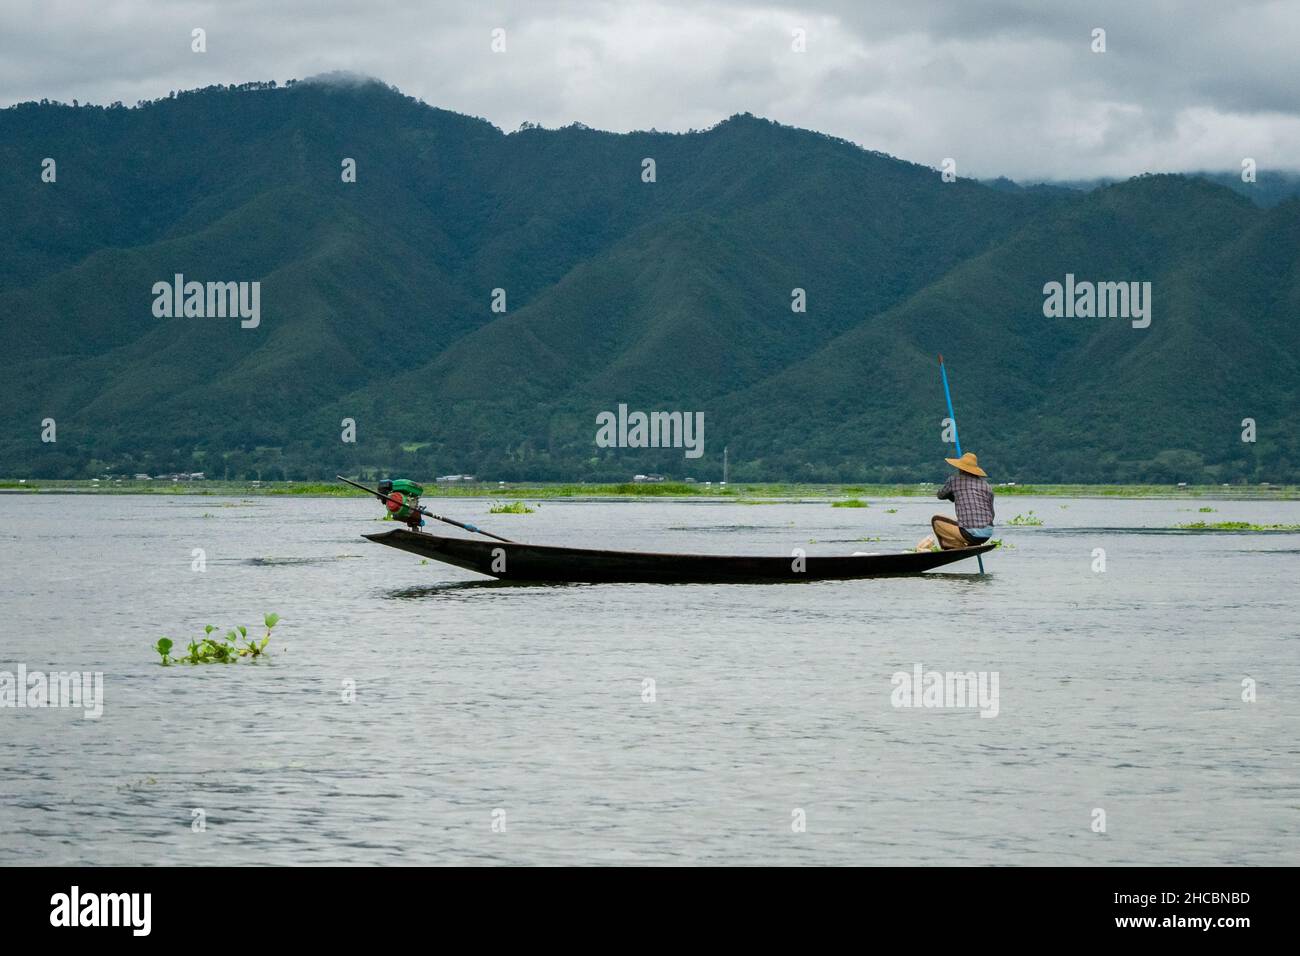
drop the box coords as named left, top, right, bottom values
left=937, top=475, right=955, bottom=501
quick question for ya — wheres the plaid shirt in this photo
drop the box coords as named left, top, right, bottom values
left=938, top=472, right=995, bottom=529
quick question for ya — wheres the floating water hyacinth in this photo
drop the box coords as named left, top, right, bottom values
left=1174, top=521, right=1300, bottom=531
left=155, top=613, right=279, bottom=665
left=1008, top=511, right=1044, bottom=526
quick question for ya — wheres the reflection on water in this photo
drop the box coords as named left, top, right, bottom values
left=1, top=493, right=1297, bottom=865
left=385, top=580, right=593, bottom=599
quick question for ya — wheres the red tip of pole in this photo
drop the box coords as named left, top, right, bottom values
left=938, top=354, right=944, bottom=364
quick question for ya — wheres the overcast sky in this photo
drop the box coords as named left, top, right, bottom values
left=3, top=0, right=1298, bottom=179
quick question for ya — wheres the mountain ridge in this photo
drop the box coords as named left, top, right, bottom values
left=1, top=79, right=1294, bottom=482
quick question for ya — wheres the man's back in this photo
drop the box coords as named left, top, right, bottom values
left=938, top=472, right=995, bottom=529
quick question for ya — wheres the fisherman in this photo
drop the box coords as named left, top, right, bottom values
left=919, top=452, right=994, bottom=550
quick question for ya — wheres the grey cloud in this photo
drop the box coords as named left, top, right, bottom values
left=1, top=0, right=1296, bottom=179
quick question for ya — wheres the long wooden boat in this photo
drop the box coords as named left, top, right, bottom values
left=363, top=528, right=993, bottom=583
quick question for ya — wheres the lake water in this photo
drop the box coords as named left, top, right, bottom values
left=1, top=493, right=1297, bottom=865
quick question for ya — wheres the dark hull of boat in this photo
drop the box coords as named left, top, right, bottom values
left=363, top=529, right=993, bottom=583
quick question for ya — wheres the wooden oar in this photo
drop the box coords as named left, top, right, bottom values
left=938, top=355, right=986, bottom=574
left=336, top=475, right=515, bottom=543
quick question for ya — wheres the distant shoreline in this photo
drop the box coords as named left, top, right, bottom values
left=1, top=480, right=1296, bottom=501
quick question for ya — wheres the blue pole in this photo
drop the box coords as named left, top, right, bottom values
left=938, top=355, right=985, bottom=574
left=939, top=356, right=962, bottom=457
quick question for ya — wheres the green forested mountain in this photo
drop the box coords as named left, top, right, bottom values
left=1014, top=171, right=1300, bottom=208
left=1, top=78, right=1295, bottom=482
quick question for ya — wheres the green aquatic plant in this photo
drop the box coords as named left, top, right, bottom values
left=987, top=538, right=1014, bottom=550
left=153, top=638, right=174, bottom=665
left=489, top=500, right=535, bottom=514
left=885, top=508, right=898, bottom=514
left=832, top=499, right=869, bottom=508
left=21, top=478, right=1300, bottom=502
left=1174, top=521, right=1300, bottom=531
left=155, top=614, right=279, bottom=665
left=1008, top=511, right=1044, bottom=526
left=244, top=614, right=278, bottom=658
left=1198, top=506, right=1216, bottom=513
